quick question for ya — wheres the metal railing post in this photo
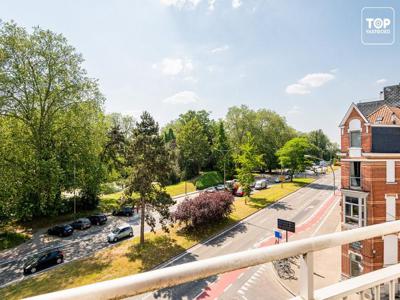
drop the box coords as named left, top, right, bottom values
left=300, top=252, right=314, bottom=300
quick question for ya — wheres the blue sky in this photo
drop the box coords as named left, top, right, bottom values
left=2, top=0, right=400, bottom=142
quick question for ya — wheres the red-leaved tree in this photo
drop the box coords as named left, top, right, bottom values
left=173, top=191, right=234, bottom=228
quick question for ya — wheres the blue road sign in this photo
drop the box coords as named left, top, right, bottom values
left=274, top=230, right=282, bottom=239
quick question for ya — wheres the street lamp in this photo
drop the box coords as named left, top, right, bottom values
left=304, top=154, right=336, bottom=195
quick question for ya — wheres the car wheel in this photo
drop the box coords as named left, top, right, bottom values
left=31, top=267, right=37, bottom=274
left=129, top=232, right=133, bottom=237
left=114, top=237, right=118, bottom=242
left=56, top=258, right=63, bottom=264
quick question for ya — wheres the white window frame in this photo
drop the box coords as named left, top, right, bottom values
left=349, top=251, right=363, bottom=277
left=344, top=196, right=366, bottom=227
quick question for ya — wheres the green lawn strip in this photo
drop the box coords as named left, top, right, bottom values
left=0, top=231, right=30, bottom=251
left=195, top=171, right=223, bottom=190
left=0, top=178, right=314, bottom=300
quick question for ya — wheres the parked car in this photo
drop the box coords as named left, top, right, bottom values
left=70, top=218, right=91, bottom=230
left=112, top=207, right=133, bottom=217
left=274, top=177, right=281, bottom=183
left=23, top=249, right=64, bottom=275
left=88, top=214, right=107, bottom=225
left=216, top=184, right=225, bottom=191
left=47, top=224, right=73, bottom=237
left=254, top=179, right=268, bottom=190
left=234, top=187, right=244, bottom=197
left=204, top=187, right=217, bottom=193
left=107, top=224, right=133, bottom=243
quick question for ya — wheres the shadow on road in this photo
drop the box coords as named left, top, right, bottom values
left=307, top=183, right=333, bottom=191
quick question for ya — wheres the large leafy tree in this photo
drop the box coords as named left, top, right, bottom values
left=234, top=133, right=264, bottom=200
left=308, top=129, right=339, bottom=161
left=126, top=111, right=175, bottom=244
left=276, top=137, right=317, bottom=180
left=176, top=118, right=210, bottom=179
left=0, top=22, right=106, bottom=219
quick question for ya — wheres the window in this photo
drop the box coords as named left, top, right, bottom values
left=350, top=162, right=361, bottom=188
left=344, top=196, right=365, bottom=226
left=350, top=131, right=361, bottom=148
left=349, top=252, right=362, bottom=277
left=386, top=160, right=395, bottom=183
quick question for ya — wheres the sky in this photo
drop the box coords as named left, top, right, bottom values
left=2, top=0, right=400, bottom=143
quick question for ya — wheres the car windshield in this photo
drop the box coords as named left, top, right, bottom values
left=112, top=228, right=120, bottom=234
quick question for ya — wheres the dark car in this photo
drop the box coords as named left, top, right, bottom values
left=70, top=218, right=91, bottom=230
left=112, top=207, right=133, bottom=217
left=88, top=214, right=107, bottom=225
left=47, top=224, right=74, bottom=237
left=23, top=249, right=64, bottom=275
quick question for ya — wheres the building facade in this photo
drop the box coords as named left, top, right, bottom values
left=340, top=84, right=400, bottom=278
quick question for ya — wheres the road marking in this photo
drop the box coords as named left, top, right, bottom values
left=238, top=290, right=245, bottom=295
left=224, top=284, right=232, bottom=292
left=312, top=197, right=340, bottom=237
left=238, top=273, right=244, bottom=279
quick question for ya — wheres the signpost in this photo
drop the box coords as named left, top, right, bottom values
left=277, top=218, right=296, bottom=242
left=274, top=230, right=282, bottom=244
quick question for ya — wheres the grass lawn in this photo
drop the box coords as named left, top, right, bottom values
left=165, top=181, right=196, bottom=197
left=0, top=178, right=314, bottom=299
left=0, top=231, right=30, bottom=251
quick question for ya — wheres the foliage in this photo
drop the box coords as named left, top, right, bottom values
left=176, top=117, right=210, bottom=179
left=308, top=129, right=339, bottom=161
left=125, top=111, right=175, bottom=244
left=195, top=171, right=223, bottom=190
left=234, top=133, right=264, bottom=197
left=0, top=22, right=106, bottom=222
left=225, top=105, right=296, bottom=171
left=0, top=231, right=30, bottom=250
left=276, top=137, right=318, bottom=179
left=173, top=191, right=234, bottom=228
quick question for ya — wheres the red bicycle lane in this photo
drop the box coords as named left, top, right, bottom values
left=196, top=191, right=340, bottom=300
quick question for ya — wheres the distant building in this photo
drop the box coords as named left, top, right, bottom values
left=339, top=84, right=400, bottom=278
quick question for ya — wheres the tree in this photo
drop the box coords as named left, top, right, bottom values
left=234, top=133, right=264, bottom=201
left=0, top=22, right=106, bottom=219
left=276, top=137, right=317, bottom=180
left=213, top=121, right=234, bottom=182
left=176, top=118, right=210, bottom=179
left=125, top=111, right=175, bottom=244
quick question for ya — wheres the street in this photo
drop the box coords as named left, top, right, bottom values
left=0, top=191, right=200, bottom=287
left=131, top=171, right=340, bottom=300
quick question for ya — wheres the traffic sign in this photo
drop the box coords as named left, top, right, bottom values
left=277, top=218, right=296, bottom=233
left=274, top=230, right=282, bottom=239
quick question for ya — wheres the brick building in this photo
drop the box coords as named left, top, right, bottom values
left=340, top=84, right=400, bottom=278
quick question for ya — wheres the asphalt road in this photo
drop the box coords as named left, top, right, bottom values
left=0, top=191, right=200, bottom=287
left=130, top=171, right=340, bottom=300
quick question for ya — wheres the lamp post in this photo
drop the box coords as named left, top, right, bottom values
left=304, top=154, right=336, bottom=195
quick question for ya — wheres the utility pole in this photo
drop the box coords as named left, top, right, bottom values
left=73, top=163, right=76, bottom=215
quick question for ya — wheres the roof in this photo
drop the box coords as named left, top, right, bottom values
left=339, top=84, right=400, bottom=126
left=368, top=105, right=400, bottom=125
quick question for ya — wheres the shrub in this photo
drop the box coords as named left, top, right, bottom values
left=173, top=191, right=234, bottom=228
left=195, top=171, right=223, bottom=190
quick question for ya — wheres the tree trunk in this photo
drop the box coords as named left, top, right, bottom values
left=140, top=198, right=145, bottom=244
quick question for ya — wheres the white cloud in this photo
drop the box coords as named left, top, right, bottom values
left=376, top=78, right=387, bottom=84
left=208, top=0, right=216, bottom=11
left=210, top=45, right=230, bottom=53
left=287, top=105, right=302, bottom=115
left=286, top=84, right=311, bottom=95
left=183, top=76, right=198, bottom=83
left=330, top=68, right=339, bottom=73
left=232, top=0, right=242, bottom=8
left=160, top=0, right=202, bottom=9
left=286, top=72, right=335, bottom=95
left=298, top=73, right=335, bottom=88
left=154, top=58, right=193, bottom=76
left=163, top=91, right=200, bottom=104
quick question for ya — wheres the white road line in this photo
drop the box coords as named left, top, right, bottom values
left=224, top=283, right=232, bottom=292
left=238, top=273, right=244, bottom=279
left=241, top=296, right=249, bottom=300
left=238, top=290, right=245, bottom=295
left=312, top=197, right=340, bottom=237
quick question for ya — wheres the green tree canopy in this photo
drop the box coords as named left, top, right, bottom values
left=126, top=111, right=174, bottom=244
left=276, top=137, right=318, bottom=179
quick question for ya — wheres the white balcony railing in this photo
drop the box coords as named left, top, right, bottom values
left=25, top=221, right=400, bottom=300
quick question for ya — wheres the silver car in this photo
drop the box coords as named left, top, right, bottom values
left=107, top=224, right=133, bottom=243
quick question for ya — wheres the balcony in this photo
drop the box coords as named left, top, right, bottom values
left=25, top=221, right=400, bottom=300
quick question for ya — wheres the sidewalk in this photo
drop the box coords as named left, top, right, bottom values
left=273, top=197, right=341, bottom=295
